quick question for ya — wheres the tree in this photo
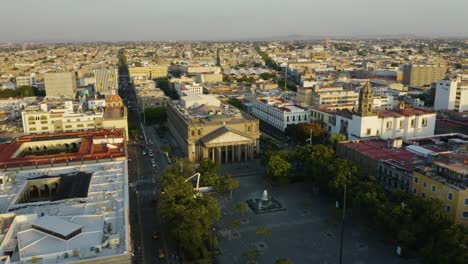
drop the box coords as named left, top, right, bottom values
left=285, top=122, right=325, bottom=144
left=159, top=163, right=221, bottom=259
left=329, top=133, right=347, bottom=149
left=259, top=72, right=273, bottom=80
left=215, top=175, right=239, bottom=199
left=266, top=154, right=291, bottom=184
left=196, top=159, right=219, bottom=186
left=236, top=202, right=249, bottom=215
left=144, top=107, right=167, bottom=125
left=276, top=258, right=294, bottom=264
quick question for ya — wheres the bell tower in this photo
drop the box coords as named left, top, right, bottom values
left=358, top=82, right=374, bottom=116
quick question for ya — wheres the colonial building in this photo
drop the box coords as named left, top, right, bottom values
left=250, top=96, right=311, bottom=132
left=331, top=82, right=436, bottom=140
left=297, top=84, right=358, bottom=109
left=167, top=93, right=260, bottom=163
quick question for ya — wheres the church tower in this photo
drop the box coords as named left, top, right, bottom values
left=358, top=82, right=374, bottom=116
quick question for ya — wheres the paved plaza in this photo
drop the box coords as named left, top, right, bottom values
left=216, top=163, right=416, bottom=264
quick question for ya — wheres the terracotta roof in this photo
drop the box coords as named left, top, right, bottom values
left=106, top=94, right=123, bottom=102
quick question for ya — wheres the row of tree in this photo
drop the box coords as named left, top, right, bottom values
left=144, top=107, right=167, bottom=125
left=263, top=143, right=467, bottom=263
left=0, top=85, right=41, bottom=98
left=156, top=79, right=179, bottom=100
left=158, top=159, right=239, bottom=260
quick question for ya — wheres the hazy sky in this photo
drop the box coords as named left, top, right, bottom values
left=1, top=0, right=467, bottom=42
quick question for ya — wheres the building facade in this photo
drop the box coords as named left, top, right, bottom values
left=250, top=96, right=311, bottom=132
left=174, top=82, right=203, bottom=96
left=167, top=94, right=260, bottom=163
left=128, top=65, right=168, bottom=79
left=21, top=95, right=128, bottom=139
left=297, top=85, right=358, bottom=108
left=434, top=76, right=468, bottom=112
left=412, top=152, right=468, bottom=226
left=402, top=60, right=447, bottom=87
left=44, top=72, right=77, bottom=98
left=331, top=83, right=436, bottom=140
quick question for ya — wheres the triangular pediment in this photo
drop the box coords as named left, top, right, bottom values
left=201, top=127, right=252, bottom=145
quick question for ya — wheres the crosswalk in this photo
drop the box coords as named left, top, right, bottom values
left=137, top=189, right=156, bottom=202
left=134, top=177, right=155, bottom=184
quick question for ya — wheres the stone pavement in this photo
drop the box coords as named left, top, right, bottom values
left=216, top=171, right=417, bottom=264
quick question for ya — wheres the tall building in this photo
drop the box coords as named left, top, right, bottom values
left=297, top=85, right=358, bottom=109
left=167, top=94, right=260, bottom=163
left=434, top=76, right=468, bottom=112
left=44, top=71, right=77, bottom=98
left=402, top=60, right=447, bottom=87
left=94, top=67, right=118, bottom=97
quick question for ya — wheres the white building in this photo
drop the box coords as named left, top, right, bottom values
left=15, top=75, right=36, bottom=88
left=331, top=83, right=436, bottom=140
left=174, top=82, right=203, bottom=97
left=434, top=76, right=468, bottom=112
left=250, top=96, right=311, bottom=132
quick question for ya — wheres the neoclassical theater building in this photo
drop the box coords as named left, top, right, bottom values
left=167, top=93, right=260, bottom=163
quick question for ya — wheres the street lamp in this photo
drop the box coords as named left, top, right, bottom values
left=305, top=129, right=313, bottom=147
left=211, top=227, right=216, bottom=264
left=339, top=183, right=347, bottom=264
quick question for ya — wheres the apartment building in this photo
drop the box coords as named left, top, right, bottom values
left=15, top=75, right=36, bottom=88
left=94, top=67, right=118, bottom=97
left=434, top=76, right=468, bottom=112
left=297, top=85, right=358, bottom=108
left=128, top=65, right=168, bottom=79
left=402, top=60, right=447, bottom=87
left=21, top=95, right=128, bottom=139
left=44, top=72, right=77, bottom=98
left=174, top=82, right=203, bottom=97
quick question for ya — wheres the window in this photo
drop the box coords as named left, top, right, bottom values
left=414, top=176, right=419, bottom=183
left=41, top=121, right=47, bottom=124
left=422, top=118, right=427, bottom=127
left=65, top=125, right=72, bottom=129
left=446, top=206, right=451, bottom=213
left=399, top=120, right=404, bottom=129
left=431, top=185, right=436, bottom=192
left=386, top=121, right=392, bottom=130
left=30, top=128, right=36, bottom=131
left=410, top=119, right=415, bottom=128
left=413, top=188, right=417, bottom=194
left=28, top=121, right=36, bottom=125
left=41, top=126, right=48, bottom=130
left=87, top=123, right=94, bottom=127
left=198, top=129, right=201, bottom=136
left=422, top=192, right=426, bottom=199
left=287, top=116, right=289, bottom=122
left=463, top=211, right=468, bottom=218
left=366, top=128, right=371, bottom=135
left=464, top=198, right=468, bottom=205
left=191, top=130, right=195, bottom=136
left=448, top=193, right=453, bottom=201
left=423, top=181, right=427, bottom=188
left=77, top=124, right=84, bottom=128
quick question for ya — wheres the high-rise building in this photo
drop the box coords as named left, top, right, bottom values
left=434, top=76, right=468, bottom=112
left=402, top=60, right=447, bottom=87
left=44, top=71, right=77, bottom=98
left=94, top=67, right=118, bottom=97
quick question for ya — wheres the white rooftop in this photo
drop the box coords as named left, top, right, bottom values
left=30, top=215, right=82, bottom=237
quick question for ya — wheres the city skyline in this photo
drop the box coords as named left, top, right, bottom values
left=1, top=0, right=468, bottom=42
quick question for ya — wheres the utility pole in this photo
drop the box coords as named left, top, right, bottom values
left=339, top=184, right=347, bottom=264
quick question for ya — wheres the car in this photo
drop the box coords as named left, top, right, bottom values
left=142, top=151, right=146, bottom=155
left=152, top=231, right=160, bottom=240
left=149, top=153, right=153, bottom=157
left=158, top=249, right=166, bottom=259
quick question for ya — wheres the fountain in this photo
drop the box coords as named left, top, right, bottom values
left=246, top=190, right=285, bottom=214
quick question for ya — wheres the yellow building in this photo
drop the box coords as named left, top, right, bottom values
left=412, top=153, right=468, bottom=226
left=310, top=51, right=329, bottom=60
left=128, top=65, right=168, bottom=79
left=167, top=93, right=260, bottom=163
